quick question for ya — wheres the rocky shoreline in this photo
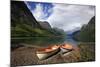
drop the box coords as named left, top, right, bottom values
left=11, top=45, right=80, bottom=66
left=11, top=42, right=95, bottom=67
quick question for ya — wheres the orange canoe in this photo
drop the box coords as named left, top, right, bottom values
left=36, top=45, right=60, bottom=60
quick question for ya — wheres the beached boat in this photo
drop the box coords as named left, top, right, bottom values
left=60, top=43, right=73, bottom=49
left=60, top=43, right=73, bottom=54
left=36, top=45, right=60, bottom=60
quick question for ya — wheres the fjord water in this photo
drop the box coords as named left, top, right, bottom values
left=11, top=35, right=77, bottom=47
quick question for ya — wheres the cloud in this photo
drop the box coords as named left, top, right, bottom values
left=26, top=2, right=95, bottom=31
left=25, top=2, right=53, bottom=21
left=31, top=3, right=45, bottom=21
left=47, top=4, right=95, bottom=31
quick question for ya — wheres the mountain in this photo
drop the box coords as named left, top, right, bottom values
left=11, top=1, right=41, bottom=37
left=66, top=27, right=81, bottom=35
left=38, top=21, right=51, bottom=29
left=11, top=1, right=40, bottom=28
left=71, top=30, right=80, bottom=36
left=74, top=16, right=95, bottom=42
left=11, top=1, right=53, bottom=37
left=11, top=1, right=65, bottom=37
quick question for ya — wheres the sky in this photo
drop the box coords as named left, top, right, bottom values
left=25, top=1, right=95, bottom=32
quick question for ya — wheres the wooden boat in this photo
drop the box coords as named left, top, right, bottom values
left=36, top=45, right=60, bottom=60
left=60, top=43, right=73, bottom=49
left=60, top=43, right=73, bottom=54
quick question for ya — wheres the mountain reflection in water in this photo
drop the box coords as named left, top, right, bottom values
left=11, top=35, right=77, bottom=47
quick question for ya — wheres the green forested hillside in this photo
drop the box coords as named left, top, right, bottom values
left=11, top=1, right=65, bottom=37
left=74, top=16, right=95, bottom=42
left=73, top=16, right=95, bottom=62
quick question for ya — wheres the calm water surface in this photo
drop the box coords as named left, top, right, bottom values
left=11, top=35, right=78, bottom=47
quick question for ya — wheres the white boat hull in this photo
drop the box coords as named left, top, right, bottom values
left=36, top=49, right=60, bottom=60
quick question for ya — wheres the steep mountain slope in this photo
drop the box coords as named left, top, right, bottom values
left=38, top=21, right=51, bottom=29
left=74, top=16, right=95, bottom=42
left=11, top=1, right=54, bottom=37
left=11, top=1, right=65, bottom=37
left=11, top=1, right=40, bottom=27
left=11, top=1, right=41, bottom=37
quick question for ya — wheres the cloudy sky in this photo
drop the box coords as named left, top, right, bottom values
left=25, top=2, right=95, bottom=32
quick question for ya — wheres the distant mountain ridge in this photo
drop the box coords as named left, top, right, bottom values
left=38, top=21, right=51, bottom=29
